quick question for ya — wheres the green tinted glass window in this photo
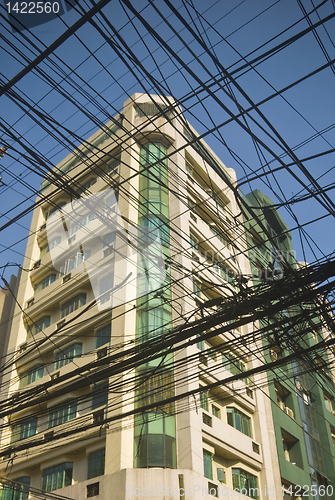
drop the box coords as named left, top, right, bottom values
left=87, top=448, right=105, bottom=479
left=203, top=450, right=213, bottom=480
left=41, top=463, right=73, bottom=492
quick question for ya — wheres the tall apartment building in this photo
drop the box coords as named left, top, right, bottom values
left=0, top=95, right=281, bottom=500
left=243, top=190, right=335, bottom=500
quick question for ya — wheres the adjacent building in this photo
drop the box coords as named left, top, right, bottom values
left=243, top=190, right=335, bottom=500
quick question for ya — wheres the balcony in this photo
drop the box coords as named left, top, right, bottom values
left=202, top=413, right=262, bottom=466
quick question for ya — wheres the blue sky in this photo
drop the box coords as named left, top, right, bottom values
left=1, top=0, right=335, bottom=281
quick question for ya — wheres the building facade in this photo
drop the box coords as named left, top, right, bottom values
left=243, top=190, right=335, bottom=500
left=0, top=95, right=282, bottom=499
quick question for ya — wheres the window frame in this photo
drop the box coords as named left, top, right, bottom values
left=96, top=324, right=111, bottom=349
left=226, top=406, right=252, bottom=438
left=60, top=293, right=86, bottom=319
left=19, top=364, right=44, bottom=388
left=48, top=400, right=77, bottom=428
left=54, top=343, right=82, bottom=370
left=11, top=417, right=37, bottom=443
left=203, top=449, right=213, bottom=480
left=41, top=462, right=73, bottom=492
left=87, top=448, right=105, bottom=480
left=232, top=468, right=259, bottom=499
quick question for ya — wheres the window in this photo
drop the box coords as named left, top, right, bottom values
left=34, top=274, right=56, bottom=293
left=92, top=383, right=108, bottom=410
left=232, top=468, right=258, bottom=499
left=324, top=393, right=334, bottom=413
left=140, top=142, right=169, bottom=219
left=220, top=266, right=235, bottom=286
left=1, top=477, right=30, bottom=500
left=54, top=343, right=82, bottom=370
left=331, top=428, right=335, bottom=449
left=193, top=279, right=201, bottom=298
left=41, top=463, right=73, bottom=492
left=48, top=400, right=77, bottom=428
left=209, top=226, right=231, bottom=251
left=45, top=202, right=66, bottom=220
left=49, top=237, right=61, bottom=251
left=302, top=391, right=311, bottom=406
left=102, top=233, right=116, bottom=248
left=28, top=316, right=50, bottom=336
left=137, top=306, right=170, bottom=341
left=190, top=234, right=198, bottom=251
left=206, top=341, right=217, bottom=361
left=77, top=177, right=96, bottom=194
left=281, top=429, right=299, bottom=464
left=87, top=448, right=105, bottom=479
left=99, top=275, right=114, bottom=302
left=275, top=382, right=290, bottom=409
left=96, top=324, right=111, bottom=349
left=187, top=197, right=195, bottom=211
left=11, top=417, right=37, bottom=443
left=200, top=386, right=209, bottom=412
left=203, top=450, right=213, bottom=480
left=40, top=237, right=61, bottom=257
left=70, top=213, right=95, bottom=236
left=186, top=160, right=194, bottom=177
left=107, top=157, right=120, bottom=173
left=227, top=407, right=252, bottom=437
left=212, top=405, right=220, bottom=418
left=59, top=251, right=91, bottom=275
left=137, top=369, right=174, bottom=414
left=19, top=365, right=44, bottom=388
left=222, top=353, right=250, bottom=385
left=139, top=215, right=170, bottom=248
left=197, top=334, right=205, bottom=351
left=61, top=293, right=86, bottom=318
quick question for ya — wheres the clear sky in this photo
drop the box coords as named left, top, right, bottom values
left=1, top=0, right=335, bottom=282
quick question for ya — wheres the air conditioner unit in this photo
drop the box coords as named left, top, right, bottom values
left=270, top=350, right=278, bottom=362
left=285, top=407, right=294, bottom=418
left=278, top=401, right=285, bottom=411
left=93, top=409, right=104, bottom=424
left=62, top=273, right=71, bottom=284
left=97, top=347, right=108, bottom=360
left=44, top=431, right=54, bottom=442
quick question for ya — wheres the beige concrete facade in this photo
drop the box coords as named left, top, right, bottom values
left=0, top=94, right=282, bottom=499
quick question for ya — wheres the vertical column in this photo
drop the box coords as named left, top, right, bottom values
left=134, top=142, right=176, bottom=469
